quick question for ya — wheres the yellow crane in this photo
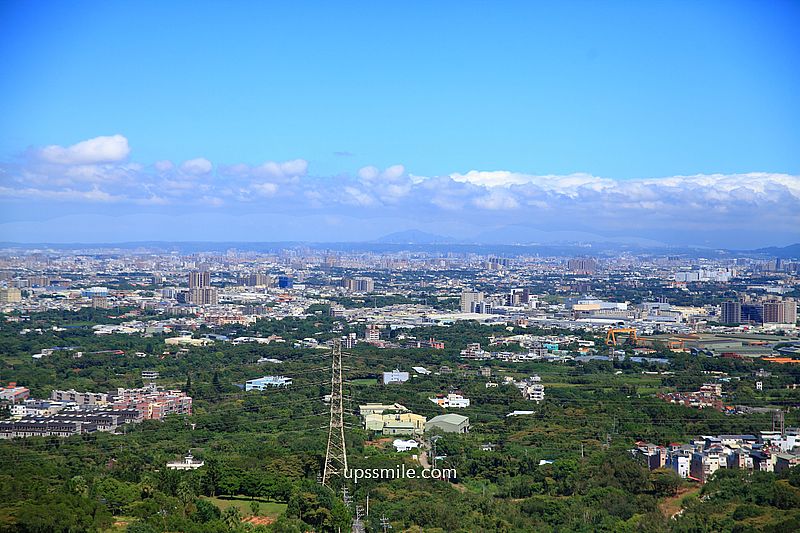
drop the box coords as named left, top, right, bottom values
left=605, top=327, right=638, bottom=346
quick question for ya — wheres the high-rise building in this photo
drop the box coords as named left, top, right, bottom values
left=0, top=288, right=22, bottom=303
left=763, top=301, right=785, bottom=324
left=188, top=287, right=218, bottom=305
left=742, top=303, right=764, bottom=325
left=567, top=258, right=597, bottom=274
left=188, top=271, right=210, bottom=289
left=27, top=276, right=49, bottom=288
left=342, top=277, right=374, bottom=293
left=784, top=300, right=798, bottom=324
left=242, top=273, right=271, bottom=287
left=365, top=325, right=381, bottom=342
left=460, top=290, right=484, bottom=313
left=721, top=301, right=741, bottom=324
left=91, top=296, right=110, bottom=309
left=187, top=271, right=216, bottom=305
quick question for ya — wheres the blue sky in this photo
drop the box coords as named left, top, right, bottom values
left=0, top=1, right=798, bottom=247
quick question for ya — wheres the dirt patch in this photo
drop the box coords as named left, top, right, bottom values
left=243, top=516, right=276, bottom=526
left=365, top=438, right=392, bottom=448
left=659, top=484, right=701, bottom=519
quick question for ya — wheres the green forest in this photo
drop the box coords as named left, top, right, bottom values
left=1, top=309, right=799, bottom=532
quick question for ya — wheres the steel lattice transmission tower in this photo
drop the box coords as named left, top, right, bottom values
left=322, top=338, right=348, bottom=486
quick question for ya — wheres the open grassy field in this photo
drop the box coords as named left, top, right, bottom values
left=202, top=495, right=287, bottom=517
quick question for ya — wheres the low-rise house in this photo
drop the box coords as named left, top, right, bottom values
left=775, top=453, right=800, bottom=474
left=635, top=433, right=792, bottom=483
left=245, top=376, right=292, bottom=390
left=691, top=448, right=723, bottom=483
left=165, top=336, right=214, bottom=346
left=0, top=418, right=97, bottom=439
left=383, top=369, right=410, bottom=385
left=364, top=412, right=426, bottom=436
left=167, top=451, right=205, bottom=470
left=460, top=343, right=488, bottom=360
left=425, top=413, right=470, bottom=434
left=0, top=383, right=30, bottom=404
left=429, top=393, right=471, bottom=408
left=0, top=408, right=140, bottom=439
left=51, top=389, right=110, bottom=405
left=359, top=403, right=409, bottom=417
left=393, top=439, right=419, bottom=452
left=669, top=451, right=691, bottom=478
left=111, top=385, right=192, bottom=420
left=10, top=399, right=74, bottom=418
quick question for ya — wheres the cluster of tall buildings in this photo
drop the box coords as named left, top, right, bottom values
left=567, top=258, right=597, bottom=274
left=721, top=298, right=797, bottom=325
left=673, top=268, right=735, bottom=283
left=341, top=276, right=375, bottom=293
left=240, top=272, right=272, bottom=287
left=460, top=290, right=491, bottom=313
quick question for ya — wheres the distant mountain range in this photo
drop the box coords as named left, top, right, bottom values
left=372, top=230, right=461, bottom=245
left=754, top=243, right=800, bottom=259
left=471, top=225, right=668, bottom=247
left=1, top=234, right=798, bottom=259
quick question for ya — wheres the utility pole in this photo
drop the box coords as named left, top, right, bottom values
left=380, top=514, right=392, bottom=533
left=342, top=487, right=352, bottom=508
left=773, top=410, right=785, bottom=437
left=323, top=339, right=348, bottom=486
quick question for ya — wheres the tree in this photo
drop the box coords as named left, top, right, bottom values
left=177, top=480, right=195, bottom=517
left=194, top=498, right=221, bottom=523
left=68, top=475, right=88, bottom=497
left=649, top=468, right=681, bottom=497
left=222, top=506, right=241, bottom=531
left=250, top=500, right=260, bottom=516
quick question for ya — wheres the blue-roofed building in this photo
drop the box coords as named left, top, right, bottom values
left=245, top=376, right=292, bottom=391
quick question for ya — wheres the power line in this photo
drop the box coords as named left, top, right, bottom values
left=322, top=339, right=348, bottom=486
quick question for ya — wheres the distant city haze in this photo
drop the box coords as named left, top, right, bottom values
left=0, top=2, right=798, bottom=247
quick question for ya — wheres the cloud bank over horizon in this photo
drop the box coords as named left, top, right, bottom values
left=1, top=135, right=798, bottom=248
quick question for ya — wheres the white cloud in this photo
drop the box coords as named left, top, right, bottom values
left=254, top=159, right=308, bottom=180
left=5, top=134, right=800, bottom=242
left=0, top=185, right=121, bottom=202
left=358, top=164, right=406, bottom=183
left=38, top=135, right=130, bottom=165
left=357, top=165, right=380, bottom=181
left=252, top=182, right=278, bottom=197
left=154, top=160, right=174, bottom=172
left=180, top=158, right=213, bottom=175
left=473, top=190, right=520, bottom=210
left=343, top=186, right=376, bottom=206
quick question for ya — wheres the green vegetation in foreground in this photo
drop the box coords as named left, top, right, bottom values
left=0, top=309, right=799, bottom=532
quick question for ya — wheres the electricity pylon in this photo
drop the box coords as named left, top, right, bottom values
left=322, top=338, right=348, bottom=486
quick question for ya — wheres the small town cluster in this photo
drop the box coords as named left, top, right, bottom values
left=0, top=381, right=192, bottom=439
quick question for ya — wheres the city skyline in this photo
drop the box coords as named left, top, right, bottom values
left=1, top=1, right=799, bottom=247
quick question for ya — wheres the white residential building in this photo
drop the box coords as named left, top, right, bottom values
left=383, top=369, right=409, bottom=385
left=429, top=393, right=471, bottom=408
left=245, top=375, right=292, bottom=390
left=166, top=451, right=205, bottom=470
